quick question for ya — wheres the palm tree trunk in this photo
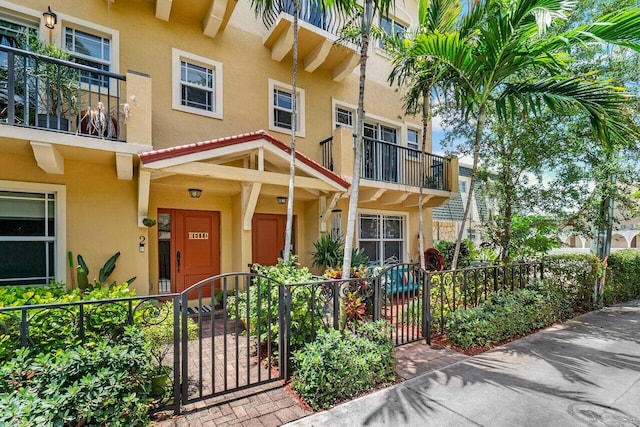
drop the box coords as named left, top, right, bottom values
left=284, top=2, right=299, bottom=263
left=342, top=0, right=373, bottom=279
left=418, top=88, right=431, bottom=270
left=452, top=104, right=485, bottom=269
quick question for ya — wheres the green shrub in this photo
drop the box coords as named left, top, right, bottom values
left=291, top=321, right=396, bottom=409
left=542, top=254, right=600, bottom=311
left=445, top=281, right=572, bottom=349
left=605, top=250, right=640, bottom=304
left=227, top=258, right=327, bottom=351
left=0, top=327, right=155, bottom=426
left=0, top=283, right=67, bottom=307
left=0, top=283, right=158, bottom=363
left=434, top=239, right=478, bottom=268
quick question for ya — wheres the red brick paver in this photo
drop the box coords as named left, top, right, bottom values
left=154, top=338, right=465, bottom=426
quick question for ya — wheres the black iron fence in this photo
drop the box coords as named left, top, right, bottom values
left=261, top=0, right=352, bottom=36
left=427, top=262, right=544, bottom=340
left=319, top=136, right=451, bottom=190
left=320, top=136, right=333, bottom=171
left=0, top=261, right=546, bottom=415
left=0, top=294, right=181, bottom=412
left=0, top=44, right=126, bottom=141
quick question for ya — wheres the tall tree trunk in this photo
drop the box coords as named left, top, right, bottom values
left=342, top=0, right=373, bottom=279
left=452, top=104, right=486, bottom=269
left=418, top=88, right=431, bottom=270
left=283, top=2, right=299, bottom=263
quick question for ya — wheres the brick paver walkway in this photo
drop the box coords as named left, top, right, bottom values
left=154, top=338, right=466, bottom=426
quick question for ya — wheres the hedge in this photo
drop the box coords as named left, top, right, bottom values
left=541, top=254, right=601, bottom=311
left=605, top=250, right=640, bottom=304
left=445, top=281, right=573, bottom=349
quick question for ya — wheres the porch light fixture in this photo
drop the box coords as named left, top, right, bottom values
left=277, top=196, right=287, bottom=205
left=43, top=6, right=57, bottom=30
left=188, top=188, right=202, bottom=199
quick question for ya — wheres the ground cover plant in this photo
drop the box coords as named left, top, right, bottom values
left=291, top=321, right=396, bottom=409
left=445, top=281, right=573, bottom=349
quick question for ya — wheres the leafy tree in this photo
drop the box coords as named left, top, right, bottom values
left=484, top=214, right=561, bottom=260
left=404, top=0, right=640, bottom=268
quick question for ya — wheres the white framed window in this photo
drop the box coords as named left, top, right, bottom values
left=364, top=122, right=397, bottom=143
left=0, top=16, right=37, bottom=48
left=407, top=128, right=419, bottom=158
left=460, top=181, right=467, bottom=193
left=0, top=181, right=66, bottom=286
left=378, top=15, right=407, bottom=49
left=468, top=228, right=476, bottom=241
left=330, top=210, right=342, bottom=241
left=64, top=27, right=110, bottom=87
left=269, top=79, right=305, bottom=136
left=55, top=15, right=119, bottom=95
left=335, top=107, right=353, bottom=128
left=358, top=213, right=405, bottom=265
left=172, top=48, right=223, bottom=119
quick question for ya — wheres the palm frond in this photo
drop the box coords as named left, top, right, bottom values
left=497, top=76, right=637, bottom=149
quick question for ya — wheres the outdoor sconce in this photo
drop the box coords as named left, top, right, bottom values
left=277, top=196, right=287, bottom=205
left=43, top=6, right=57, bottom=30
left=188, top=188, right=202, bottom=199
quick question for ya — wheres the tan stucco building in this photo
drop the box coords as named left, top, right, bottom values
left=0, top=0, right=457, bottom=295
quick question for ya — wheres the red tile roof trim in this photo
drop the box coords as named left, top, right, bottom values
left=139, top=130, right=350, bottom=189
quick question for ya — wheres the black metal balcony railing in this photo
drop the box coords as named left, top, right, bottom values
left=0, top=44, right=126, bottom=142
left=262, top=0, right=350, bottom=37
left=320, top=136, right=451, bottom=191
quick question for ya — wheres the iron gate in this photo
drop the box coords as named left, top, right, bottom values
left=178, top=273, right=286, bottom=408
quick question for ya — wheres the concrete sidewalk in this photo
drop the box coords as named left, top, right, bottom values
left=285, top=301, right=640, bottom=427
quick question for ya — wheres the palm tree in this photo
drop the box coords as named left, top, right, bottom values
left=250, top=0, right=354, bottom=263
left=341, top=0, right=395, bottom=279
left=405, top=0, right=640, bottom=268
left=387, top=0, right=462, bottom=269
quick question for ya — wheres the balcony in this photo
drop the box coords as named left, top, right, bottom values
left=0, top=45, right=126, bottom=142
left=262, top=0, right=360, bottom=82
left=320, top=127, right=458, bottom=207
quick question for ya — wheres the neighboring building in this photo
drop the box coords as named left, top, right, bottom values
left=431, top=165, right=491, bottom=245
left=0, top=0, right=457, bottom=295
left=558, top=216, right=640, bottom=254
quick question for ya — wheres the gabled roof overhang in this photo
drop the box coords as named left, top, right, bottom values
left=137, top=130, right=349, bottom=231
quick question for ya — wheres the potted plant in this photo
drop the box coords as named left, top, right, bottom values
left=24, top=36, right=80, bottom=131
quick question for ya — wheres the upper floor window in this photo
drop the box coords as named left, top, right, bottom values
left=407, top=128, right=419, bottom=158
left=0, top=17, right=37, bottom=48
left=365, top=122, right=397, bottom=143
left=460, top=181, right=467, bottom=193
left=269, top=79, right=305, bottom=136
left=336, top=107, right=353, bottom=128
left=172, top=48, right=223, bottom=119
left=64, top=27, right=111, bottom=88
left=378, top=16, right=407, bottom=49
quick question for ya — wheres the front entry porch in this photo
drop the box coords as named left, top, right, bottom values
left=138, top=130, right=349, bottom=294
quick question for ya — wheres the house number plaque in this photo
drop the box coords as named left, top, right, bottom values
left=188, top=232, right=209, bottom=240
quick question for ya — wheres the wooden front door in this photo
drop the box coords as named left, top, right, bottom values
left=252, top=214, right=293, bottom=266
left=159, top=209, right=220, bottom=297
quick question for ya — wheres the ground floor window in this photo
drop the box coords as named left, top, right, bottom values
left=0, top=190, right=56, bottom=285
left=358, top=213, right=404, bottom=264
